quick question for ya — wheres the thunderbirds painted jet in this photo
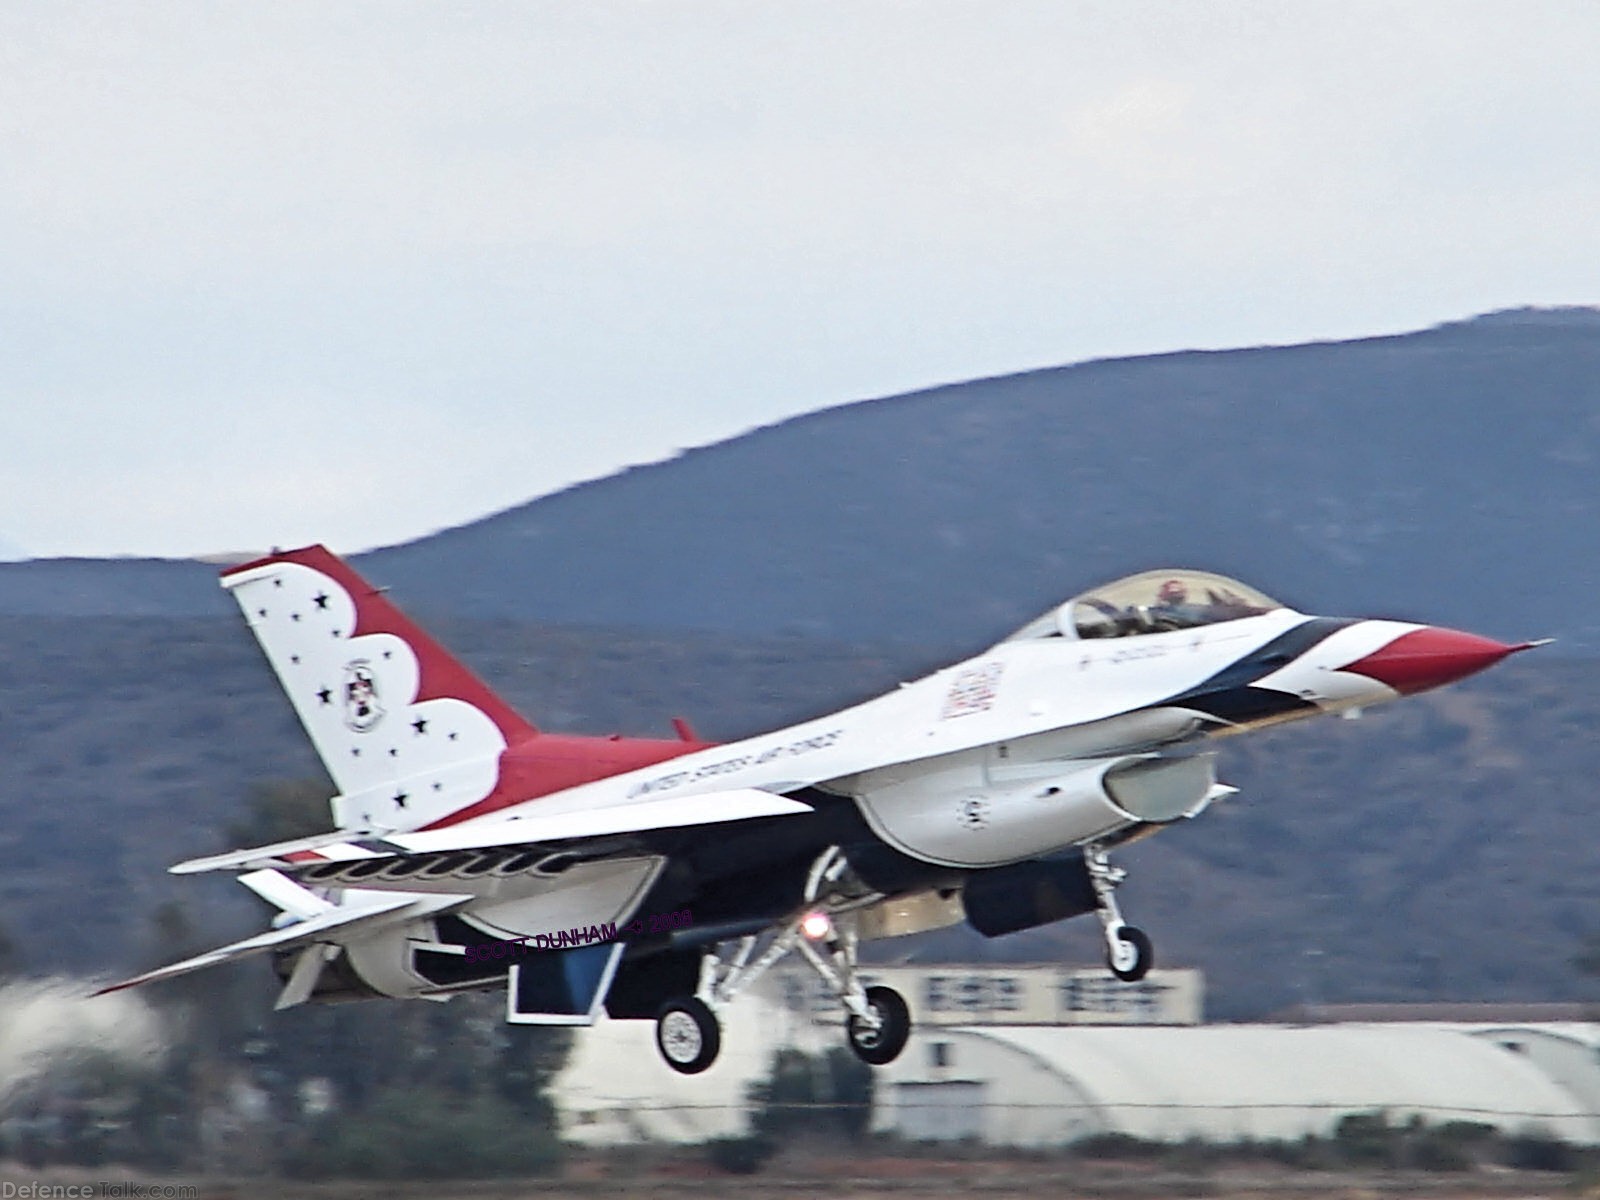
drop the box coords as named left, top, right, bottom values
left=99, top=548, right=1536, bottom=1073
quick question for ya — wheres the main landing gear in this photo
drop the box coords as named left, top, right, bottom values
left=846, top=985, right=912, bottom=1066
left=1086, top=842, right=1154, bottom=983
left=654, top=995, right=721, bottom=1074
left=653, top=846, right=912, bottom=1074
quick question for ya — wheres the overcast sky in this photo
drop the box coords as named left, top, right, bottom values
left=3, top=2, right=1597, bottom=559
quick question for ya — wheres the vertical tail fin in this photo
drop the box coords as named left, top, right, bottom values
left=221, top=545, right=538, bottom=833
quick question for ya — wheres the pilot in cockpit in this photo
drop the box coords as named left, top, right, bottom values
left=1144, top=577, right=1202, bottom=631
left=1055, top=571, right=1282, bottom=642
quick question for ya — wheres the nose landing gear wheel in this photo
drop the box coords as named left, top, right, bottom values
left=655, top=996, right=721, bottom=1074
left=846, top=985, right=911, bottom=1066
left=1107, top=926, right=1154, bottom=983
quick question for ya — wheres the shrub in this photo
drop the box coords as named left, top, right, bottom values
left=747, top=1047, right=873, bottom=1141
left=1501, top=1131, right=1577, bottom=1172
left=705, top=1135, right=776, bottom=1175
left=1332, top=1111, right=1400, bottom=1166
left=287, top=1088, right=561, bottom=1179
left=1074, top=1132, right=1165, bottom=1160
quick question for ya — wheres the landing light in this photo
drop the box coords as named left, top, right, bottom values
left=800, top=911, right=833, bottom=941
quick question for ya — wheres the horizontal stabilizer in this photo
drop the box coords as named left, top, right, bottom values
left=92, top=890, right=468, bottom=996
left=237, top=868, right=336, bottom=919
left=172, top=788, right=813, bottom=875
left=171, top=830, right=379, bottom=875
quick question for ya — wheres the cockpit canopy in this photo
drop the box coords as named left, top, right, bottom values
left=1005, top=570, right=1285, bottom=643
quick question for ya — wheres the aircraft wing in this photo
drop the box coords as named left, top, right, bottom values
left=390, top=788, right=811, bottom=853
left=171, top=788, right=813, bottom=875
left=92, top=883, right=469, bottom=996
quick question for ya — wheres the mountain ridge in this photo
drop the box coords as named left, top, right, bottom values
left=4, top=308, right=1596, bottom=654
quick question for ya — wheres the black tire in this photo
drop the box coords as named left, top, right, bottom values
left=1107, top=926, right=1154, bottom=982
left=846, top=984, right=912, bottom=1066
left=655, top=996, right=721, bottom=1074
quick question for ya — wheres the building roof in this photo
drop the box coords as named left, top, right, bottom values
left=942, top=1024, right=1597, bottom=1142
left=1273, top=1002, right=1600, bottom=1023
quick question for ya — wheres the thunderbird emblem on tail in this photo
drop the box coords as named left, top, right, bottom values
left=342, top=661, right=383, bottom=732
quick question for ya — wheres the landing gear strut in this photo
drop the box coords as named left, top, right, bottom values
left=651, top=845, right=913, bottom=1073
left=793, top=906, right=912, bottom=1067
left=1086, top=843, right=1154, bottom=983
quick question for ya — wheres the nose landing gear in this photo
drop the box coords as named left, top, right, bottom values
left=1086, top=843, right=1154, bottom=983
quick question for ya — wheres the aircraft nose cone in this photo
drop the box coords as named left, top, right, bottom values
left=1340, top=627, right=1531, bottom=695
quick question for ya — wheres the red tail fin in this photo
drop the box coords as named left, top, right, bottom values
left=221, top=545, right=538, bottom=831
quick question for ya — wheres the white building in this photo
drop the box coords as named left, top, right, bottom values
left=1432, top=1023, right=1600, bottom=1124
left=547, top=962, right=1600, bottom=1149
left=551, top=963, right=1202, bottom=1145
left=874, top=1023, right=1600, bottom=1146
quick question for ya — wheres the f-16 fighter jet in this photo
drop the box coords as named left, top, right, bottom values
left=98, top=548, right=1537, bottom=1073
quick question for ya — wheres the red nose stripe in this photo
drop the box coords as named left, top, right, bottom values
left=1340, top=627, right=1523, bottom=695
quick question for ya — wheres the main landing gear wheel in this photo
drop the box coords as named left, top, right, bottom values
left=1107, top=926, right=1154, bottom=983
left=846, top=985, right=911, bottom=1066
left=655, top=996, right=721, bottom=1075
